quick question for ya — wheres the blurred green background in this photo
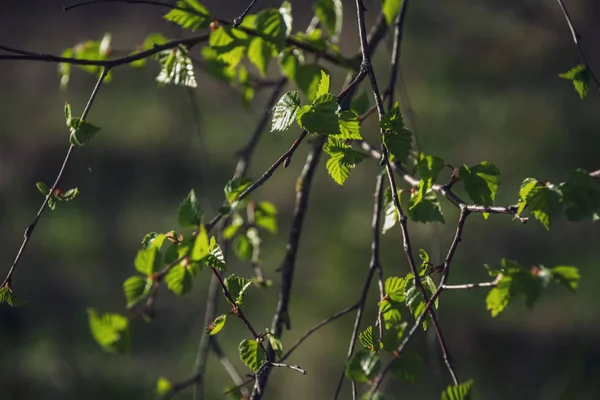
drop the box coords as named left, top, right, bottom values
left=1, top=0, right=600, bottom=399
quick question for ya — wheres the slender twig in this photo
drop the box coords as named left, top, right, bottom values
left=442, top=277, right=500, bottom=291
left=385, top=0, right=410, bottom=109
left=269, top=363, right=307, bottom=375
left=280, top=304, right=359, bottom=363
left=333, top=172, right=385, bottom=400
left=0, top=67, right=110, bottom=290
left=210, top=339, right=250, bottom=398
left=233, top=0, right=259, bottom=27
left=250, top=139, right=324, bottom=399
left=555, top=0, right=600, bottom=88
left=246, top=202, right=266, bottom=284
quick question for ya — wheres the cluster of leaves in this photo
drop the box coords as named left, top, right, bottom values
left=516, top=170, right=600, bottom=229
left=559, top=64, right=591, bottom=99
left=485, top=259, right=580, bottom=317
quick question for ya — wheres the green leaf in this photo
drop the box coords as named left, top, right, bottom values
left=412, top=155, right=445, bottom=208
left=441, top=380, right=474, bottom=400
left=526, top=185, right=563, bottom=230
left=279, top=49, right=299, bottom=81
left=391, top=350, right=423, bottom=383
left=225, top=176, right=253, bottom=204
left=279, top=2, right=293, bottom=35
left=201, top=46, right=237, bottom=83
left=224, top=275, right=253, bottom=306
left=36, top=181, right=50, bottom=196
left=486, top=278, right=511, bottom=317
left=48, top=197, right=56, bottom=210
left=165, top=264, right=194, bottom=296
left=315, top=70, right=331, bottom=98
left=517, top=177, right=538, bottom=215
left=295, top=64, right=325, bottom=102
left=380, top=102, right=412, bottom=163
left=178, top=189, right=203, bottom=228
left=205, top=237, right=226, bottom=270
left=267, top=331, right=284, bottom=359
left=380, top=322, right=407, bottom=351
left=559, top=64, right=591, bottom=99
left=379, top=298, right=403, bottom=329
left=87, top=308, right=130, bottom=354
left=314, top=0, right=343, bottom=42
left=255, top=201, right=278, bottom=234
left=345, top=351, right=380, bottom=382
left=141, top=232, right=166, bottom=249
left=156, top=45, right=197, bottom=87
left=382, top=187, right=399, bottom=234
left=247, top=37, right=276, bottom=77
left=123, top=276, right=151, bottom=309
left=233, top=234, right=253, bottom=261
left=68, top=117, right=101, bottom=146
left=57, top=188, right=79, bottom=202
left=351, top=91, right=370, bottom=116
left=206, top=314, right=227, bottom=335
left=255, top=8, right=287, bottom=52
left=143, top=33, right=168, bottom=50
left=323, top=138, right=368, bottom=185
left=271, top=91, right=301, bottom=132
left=408, top=189, right=445, bottom=224
left=385, top=276, right=406, bottom=302
left=362, top=392, right=387, bottom=400
left=0, top=286, right=27, bottom=307
left=382, top=0, right=403, bottom=26
left=559, top=169, right=600, bottom=221
left=404, top=274, right=437, bottom=330
left=191, top=225, right=209, bottom=261
left=134, top=247, right=162, bottom=275
left=550, top=266, right=580, bottom=293
left=296, top=93, right=340, bottom=134
left=459, top=162, right=500, bottom=217
left=156, top=377, right=172, bottom=395
left=239, top=339, right=266, bottom=372
left=359, top=326, right=382, bottom=353
left=163, top=0, right=212, bottom=31
left=338, top=110, right=362, bottom=140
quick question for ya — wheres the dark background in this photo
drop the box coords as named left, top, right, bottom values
left=1, top=0, right=600, bottom=399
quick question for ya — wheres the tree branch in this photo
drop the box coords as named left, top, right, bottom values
left=1, top=67, right=110, bottom=289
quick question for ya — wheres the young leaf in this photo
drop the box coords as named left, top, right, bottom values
left=359, top=326, right=382, bottom=353
left=134, top=247, right=162, bottom=275
left=382, top=0, right=403, bottom=26
left=279, top=49, right=299, bottom=81
left=234, top=235, right=253, bottom=261
left=459, top=162, right=500, bottom=217
left=296, top=93, right=340, bottom=135
left=408, top=189, right=445, bottom=224
left=266, top=331, right=284, bottom=359
left=206, top=314, right=227, bottom=335
left=68, top=117, right=101, bottom=146
left=247, top=37, right=276, bottom=76
left=295, top=64, right=325, bottom=102
left=559, top=64, right=591, bottom=99
left=201, top=46, right=237, bottom=83
left=314, top=0, right=343, bottom=42
left=271, top=91, right=301, bottom=132
left=279, top=1, right=293, bottom=35
left=225, top=176, right=253, bottom=204
left=0, top=286, right=28, bottom=307
left=412, top=155, right=445, bottom=207
left=345, top=351, right=380, bottom=382
left=224, top=275, right=253, bottom=305
left=338, top=110, right=362, bottom=140
left=550, top=266, right=580, bottom=293
left=391, top=350, right=424, bottom=383
left=254, top=201, right=278, bottom=234
left=36, top=182, right=50, bottom=196
left=404, top=274, right=437, bottom=330
left=255, top=8, right=287, bottom=52
left=382, top=187, right=399, bottom=234
left=141, top=232, right=166, bottom=249
left=178, top=189, right=202, bottom=228
left=191, top=225, right=209, bottom=261
left=379, top=298, right=403, bottom=329
left=156, top=46, right=197, bottom=87
left=441, top=380, right=474, bottom=400
left=315, top=70, right=331, bottom=98
left=163, top=0, right=212, bottom=31
left=380, top=102, right=412, bottom=164
left=558, top=169, right=600, bottom=221
left=205, top=237, right=226, bottom=270
left=380, top=322, right=407, bottom=351
left=323, top=138, right=368, bottom=185
left=385, top=276, right=406, bottom=302
left=526, top=185, right=563, bottom=230
left=87, top=308, right=130, bottom=354
left=239, top=339, right=266, bottom=372
left=123, top=276, right=151, bottom=309
left=485, top=277, right=511, bottom=317
left=156, top=377, right=172, bottom=395
left=165, top=264, right=194, bottom=296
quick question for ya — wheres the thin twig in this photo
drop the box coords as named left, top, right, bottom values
left=246, top=202, right=266, bottom=284
left=333, top=172, right=386, bottom=400
left=555, top=0, right=600, bottom=88
left=385, top=0, right=410, bottom=109
left=233, top=0, right=259, bottom=27
left=250, top=139, right=324, bottom=399
left=1, top=67, right=110, bottom=289
left=280, top=303, right=359, bottom=363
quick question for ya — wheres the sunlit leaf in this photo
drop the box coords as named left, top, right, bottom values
left=87, top=308, right=130, bottom=354
left=239, top=339, right=266, bottom=372
left=345, top=351, right=380, bottom=382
